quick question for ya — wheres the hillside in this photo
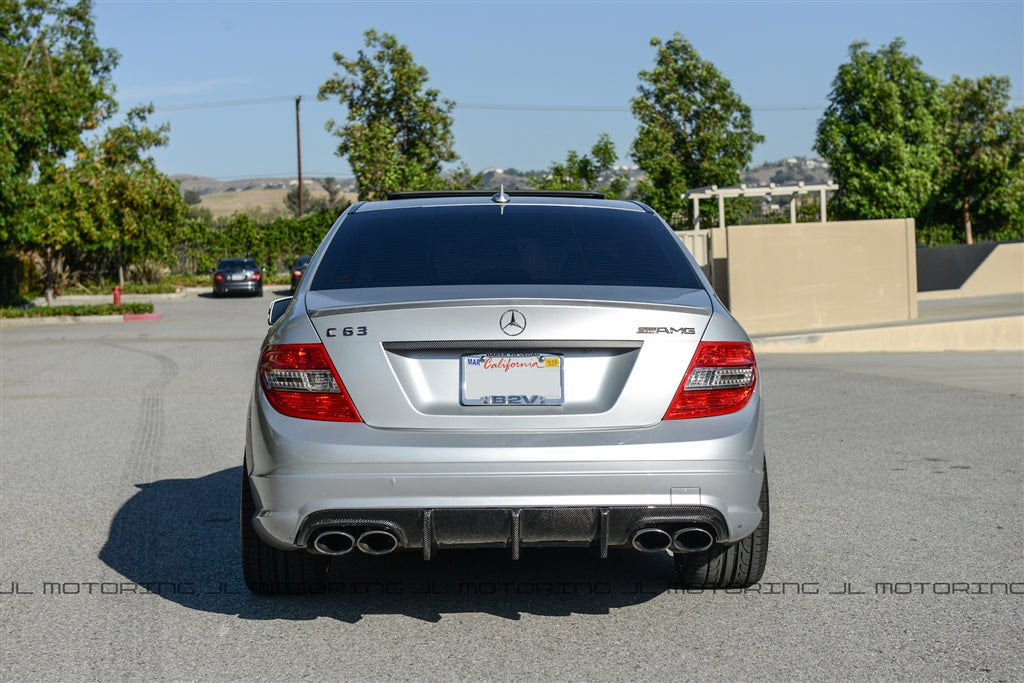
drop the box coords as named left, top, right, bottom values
left=175, top=175, right=357, bottom=218
left=173, top=158, right=833, bottom=217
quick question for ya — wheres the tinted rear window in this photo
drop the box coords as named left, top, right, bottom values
left=310, top=205, right=702, bottom=290
left=218, top=259, right=256, bottom=270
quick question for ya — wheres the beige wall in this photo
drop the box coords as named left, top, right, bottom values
left=722, top=219, right=918, bottom=335
left=918, top=242, right=1024, bottom=300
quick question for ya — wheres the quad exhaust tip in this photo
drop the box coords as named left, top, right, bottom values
left=356, top=529, right=399, bottom=555
left=312, top=529, right=400, bottom=556
left=672, top=527, right=715, bottom=553
left=312, top=530, right=356, bottom=556
left=631, top=527, right=715, bottom=553
left=631, top=528, right=673, bottom=552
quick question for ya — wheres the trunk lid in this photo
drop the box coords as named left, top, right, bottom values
left=304, top=286, right=713, bottom=430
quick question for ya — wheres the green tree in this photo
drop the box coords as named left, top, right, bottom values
left=630, top=33, right=763, bottom=226
left=534, top=133, right=630, bottom=198
left=318, top=29, right=459, bottom=200
left=81, top=105, right=188, bottom=284
left=1, top=0, right=119, bottom=300
left=284, top=184, right=327, bottom=217
left=318, top=176, right=344, bottom=207
left=1, top=0, right=118, bottom=240
left=183, top=189, right=202, bottom=205
left=815, top=39, right=942, bottom=222
left=928, top=75, right=1024, bottom=243
left=442, top=163, right=484, bottom=191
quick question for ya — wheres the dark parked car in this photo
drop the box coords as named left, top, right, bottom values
left=213, top=258, right=263, bottom=297
left=290, top=255, right=312, bottom=294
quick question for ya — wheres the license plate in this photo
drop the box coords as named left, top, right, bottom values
left=460, top=353, right=564, bottom=406
left=230, top=273, right=245, bottom=281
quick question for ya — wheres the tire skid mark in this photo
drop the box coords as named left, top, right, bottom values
left=105, top=343, right=178, bottom=487
left=104, top=343, right=179, bottom=590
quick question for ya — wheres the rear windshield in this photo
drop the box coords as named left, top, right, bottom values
left=218, top=258, right=256, bottom=270
left=310, top=205, right=702, bottom=290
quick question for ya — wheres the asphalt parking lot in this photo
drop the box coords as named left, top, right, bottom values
left=1, top=291, right=1021, bottom=680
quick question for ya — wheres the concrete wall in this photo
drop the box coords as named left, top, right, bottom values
left=721, top=219, right=918, bottom=336
left=917, top=242, right=1024, bottom=300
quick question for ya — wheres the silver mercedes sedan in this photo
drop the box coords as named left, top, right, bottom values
left=242, top=189, right=768, bottom=594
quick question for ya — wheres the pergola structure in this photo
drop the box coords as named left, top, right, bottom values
left=683, top=181, right=838, bottom=229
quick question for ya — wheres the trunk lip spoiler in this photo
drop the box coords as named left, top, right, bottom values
left=309, top=297, right=712, bottom=319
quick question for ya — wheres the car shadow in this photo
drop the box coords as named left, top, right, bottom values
left=100, top=467, right=680, bottom=622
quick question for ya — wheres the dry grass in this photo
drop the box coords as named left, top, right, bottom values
left=199, top=188, right=359, bottom=218
left=199, top=189, right=290, bottom=218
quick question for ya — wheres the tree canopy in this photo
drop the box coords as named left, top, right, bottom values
left=815, top=38, right=1024, bottom=243
left=533, top=133, right=630, bottom=198
left=630, top=33, right=763, bottom=225
left=1, top=0, right=186, bottom=302
left=815, top=39, right=942, bottom=223
left=927, top=75, right=1024, bottom=243
left=0, top=0, right=118, bottom=243
left=318, top=29, right=459, bottom=200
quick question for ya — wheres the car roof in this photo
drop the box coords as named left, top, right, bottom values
left=350, top=190, right=650, bottom=214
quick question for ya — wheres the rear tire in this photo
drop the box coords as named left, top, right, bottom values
left=674, top=459, right=769, bottom=589
left=240, top=466, right=328, bottom=594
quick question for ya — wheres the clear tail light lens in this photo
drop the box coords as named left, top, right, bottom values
left=260, top=344, right=361, bottom=422
left=664, top=341, right=757, bottom=419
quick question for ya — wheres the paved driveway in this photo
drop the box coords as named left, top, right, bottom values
left=1, top=291, right=1021, bottom=680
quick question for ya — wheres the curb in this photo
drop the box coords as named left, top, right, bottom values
left=0, top=312, right=162, bottom=327
left=753, top=315, right=1023, bottom=354
left=122, top=312, right=163, bottom=322
left=30, top=289, right=188, bottom=306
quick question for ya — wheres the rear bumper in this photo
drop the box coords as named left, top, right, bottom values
left=215, top=281, right=262, bottom=295
left=294, top=505, right=729, bottom=560
left=246, top=388, right=764, bottom=553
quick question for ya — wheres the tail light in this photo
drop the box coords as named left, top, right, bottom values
left=260, top=344, right=361, bottom=422
left=293, top=270, right=303, bottom=279
left=250, top=272, right=261, bottom=282
left=663, top=341, right=757, bottom=419
left=214, top=273, right=225, bottom=283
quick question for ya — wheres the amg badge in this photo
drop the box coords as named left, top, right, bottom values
left=637, top=326, right=696, bottom=335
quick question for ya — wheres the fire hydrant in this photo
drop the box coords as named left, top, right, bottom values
left=113, top=285, right=122, bottom=306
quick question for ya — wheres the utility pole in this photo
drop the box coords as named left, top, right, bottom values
left=295, top=96, right=304, bottom=217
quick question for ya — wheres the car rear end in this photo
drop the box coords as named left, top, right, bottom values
left=214, top=258, right=263, bottom=297
left=290, top=255, right=312, bottom=294
left=243, top=192, right=767, bottom=593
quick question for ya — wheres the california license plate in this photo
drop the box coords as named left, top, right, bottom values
left=460, top=353, right=564, bottom=406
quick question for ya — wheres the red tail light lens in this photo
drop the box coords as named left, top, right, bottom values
left=250, top=272, right=261, bottom=282
left=260, top=344, right=361, bottom=422
left=664, top=341, right=757, bottom=419
left=214, top=273, right=225, bottom=283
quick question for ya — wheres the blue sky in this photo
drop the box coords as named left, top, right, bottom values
left=92, top=0, right=1024, bottom=181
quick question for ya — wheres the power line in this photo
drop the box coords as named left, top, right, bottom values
left=148, top=94, right=835, bottom=114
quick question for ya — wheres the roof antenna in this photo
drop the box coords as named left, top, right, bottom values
left=491, top=184, right=510, bottom=204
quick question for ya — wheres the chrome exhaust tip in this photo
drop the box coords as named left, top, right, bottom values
left=357, top=529, right=399, bottom=555
left=312, top=530, right=356, bottom=556
left=672, top=527, right=715, bottom=553
left=630, top=528, right=673, bottom=552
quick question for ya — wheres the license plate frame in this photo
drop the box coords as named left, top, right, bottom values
left=460, top=352, right=564, bottom=406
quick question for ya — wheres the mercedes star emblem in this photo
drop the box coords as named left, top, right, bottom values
left=499, top=309, right=526, bottom=336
